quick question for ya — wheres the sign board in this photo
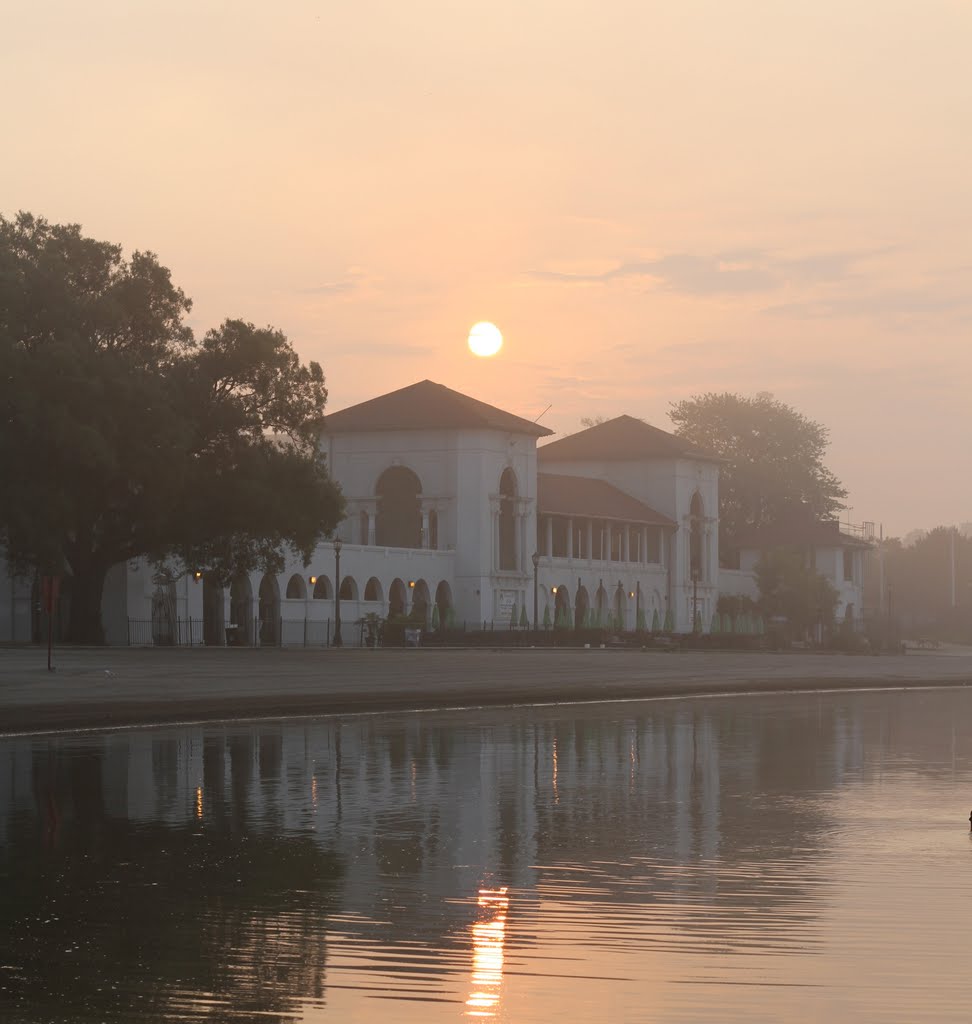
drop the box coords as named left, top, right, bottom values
left=498, top=589, right=517, bottom=622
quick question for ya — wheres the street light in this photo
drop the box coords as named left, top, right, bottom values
left=333, top=537, right=343, bottom=647
left=532, top=551, right=540, bottom=630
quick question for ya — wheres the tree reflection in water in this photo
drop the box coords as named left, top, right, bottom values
left=0, top=738, right=342, bottom=1023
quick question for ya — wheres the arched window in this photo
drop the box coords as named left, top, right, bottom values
left=574, top=585, right=589, bottom=629
left=376, top=467, right=422, bottom=548
left=499, top=468, right=517, bottom=571
left=689, top=492, right=704, bottom=580
left=364, top=577, right=383, bottom=602
left=285, top=574, right=306, bottom=600
left=312, top=575, right=333, bottom=600
left=339, top=576, right=358, bottom=601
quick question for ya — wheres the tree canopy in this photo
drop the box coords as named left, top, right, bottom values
left=0, top=213, right=344, bottom=642
left=754, top=547, right=839, bottom=637
left=669, top=391, right=846, bottom=560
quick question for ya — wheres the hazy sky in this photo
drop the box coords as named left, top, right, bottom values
left=3, top=0, right=969, bottom=536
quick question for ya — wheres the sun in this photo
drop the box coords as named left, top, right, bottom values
left=468, top=321, right=503, bottom=358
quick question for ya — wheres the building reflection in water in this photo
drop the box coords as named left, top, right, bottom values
left=465, top=886, right=509, bottom=1019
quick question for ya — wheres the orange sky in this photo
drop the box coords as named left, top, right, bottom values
left=2, top=0, right=969, bottom=535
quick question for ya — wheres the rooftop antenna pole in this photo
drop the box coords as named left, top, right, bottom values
left=534, top=404, right=552, bottom=423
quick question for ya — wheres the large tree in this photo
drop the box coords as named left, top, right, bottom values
left=0, top=213, right=344, bottom=642
left=668, top=392, right=846, bottom=559
left=754, top=546, right=839, bottom=637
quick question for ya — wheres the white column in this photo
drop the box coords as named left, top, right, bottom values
left=623, top=525, right=630, bottom=563
left=490, top=499, right=500, bottom=572
left=642, top=526, right=649, bottom=565
left=605, top=523, right=613, bottom=563
left=586, top=521, right=593, bottom=562
left=545, top=516, right=553, bottom=557
left=514, top=510, right=522, bottom=572
left=567, top=518, right=574, bottom=560
left=367, top=510, right=376, bottom=546
left=421, top=506, right=430, bottom=549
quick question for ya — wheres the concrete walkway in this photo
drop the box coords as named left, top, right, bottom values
left=1, top=644, right=971, bottom=735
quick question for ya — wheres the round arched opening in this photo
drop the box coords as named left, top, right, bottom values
left=411, top=579, right=431, bottom=626
left=364, top=577, right=383, bottom=602
left=388, top=578, right=407, bottom=619
left=434, top=580, right=453, bottom=629
left=376, top=466, right=423, bottom=548
left=259, top=574, right=280, bottom=646
left=230, top=575, right=253, bottom=645
left=285, top=573, right=306, bottom=600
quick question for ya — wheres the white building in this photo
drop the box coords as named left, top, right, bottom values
left=0, top=378, right=863, bottom=644
left=718, top=519, right=870, bottom=629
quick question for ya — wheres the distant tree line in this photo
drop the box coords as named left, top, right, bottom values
left=877, top=527, right=972, bottom=642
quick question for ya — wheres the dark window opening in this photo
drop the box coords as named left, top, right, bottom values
left=689, top=493, right=704, bottom=578
left=376, top=467, right=422, bottom=548
left=499, top=468, right=517, bottom=571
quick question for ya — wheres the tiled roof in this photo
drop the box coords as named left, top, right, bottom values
left=324, top=380, right=553, bottom=437
left=538, top=473, right=675, bottom=527
left=736, top=520, right=872, bottom=550
left=538, top=414, right=718, bottom=463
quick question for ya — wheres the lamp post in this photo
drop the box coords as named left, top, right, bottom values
left=691, top=568, right=700, bottom=633
left=532, top=551, right=540, bottom=631
left=333, top=537, right=343, bottom=647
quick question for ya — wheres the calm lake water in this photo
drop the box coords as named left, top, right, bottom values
left=2, top=687, right=972, bottom=1023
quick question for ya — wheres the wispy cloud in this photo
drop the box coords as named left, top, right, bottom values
left=524, top=247, right=888, bottom=296
left=765, top=288, right=972, bottom=321
left=298, top=267, right=371, bottom=299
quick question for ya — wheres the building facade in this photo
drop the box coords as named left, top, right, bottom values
left=0, top=378, right=863, bottom=644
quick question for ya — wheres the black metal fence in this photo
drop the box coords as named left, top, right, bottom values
left=127, top=617, right=764, bottom=650
left=128, top=617, right=346, bottom=647
left=127, top=618, right=204, bottom=647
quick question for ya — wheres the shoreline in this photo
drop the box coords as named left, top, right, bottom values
left=2, top=645, right=971, bottom=736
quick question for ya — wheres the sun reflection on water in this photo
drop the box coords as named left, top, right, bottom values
left=465, top=887, right=509, bottom=1019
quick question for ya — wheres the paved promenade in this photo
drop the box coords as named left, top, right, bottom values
left=2, top=644, right=971, bottom=735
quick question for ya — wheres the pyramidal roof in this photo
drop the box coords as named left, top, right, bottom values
left=324, top=380, right=553, bottom=437
left=539, top=414, right=718, bottom=463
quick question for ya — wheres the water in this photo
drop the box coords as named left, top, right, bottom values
left=2, top=687, right=971, bottom=1022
